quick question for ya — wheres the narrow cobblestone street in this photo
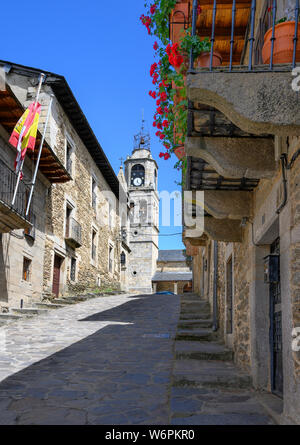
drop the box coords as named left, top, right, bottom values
left=0, top=293, right=275, bottom=425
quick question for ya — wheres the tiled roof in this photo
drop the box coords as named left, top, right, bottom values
left=152, top=272, right=192, bottom=282
left=157, top=250, right=187, bottom=262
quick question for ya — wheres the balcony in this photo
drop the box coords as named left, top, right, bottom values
left=168, top=1, right=300, bottom=243
left=0, top=158, right=32, bottom=233
left=186, top=0, right=300, bottom=135
left=65, top=217, right=82, bottom=248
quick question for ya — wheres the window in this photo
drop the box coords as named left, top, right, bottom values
left=91, top=230, right=97, bottom=261
left=22, top=257, right=31, bottom=282
left=66, top=142, right=73, bottom=175
left=70, top=257, right=76, bottom=281
left=154, top=169, right=157, bottom=189
left=109, top=245, right=114, bottom=273
left=92, top=177, right=97, bottom=211
left=65, top=205, right=72, bottom=237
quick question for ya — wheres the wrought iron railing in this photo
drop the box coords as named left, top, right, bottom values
left=66, top=217, right=82, bottom=246
left=0, top=158, right=31, bottom=221
left=189, top=0, right=300, bottom=72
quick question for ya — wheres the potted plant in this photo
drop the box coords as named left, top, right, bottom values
left=262, top=3, right=300, bottom=64
left=180, top=28, right=222, bottom=68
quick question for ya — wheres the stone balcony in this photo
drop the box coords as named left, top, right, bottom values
left=65, top=217, right=82, bottom=248
left=187, top=66, right=300, bottom=136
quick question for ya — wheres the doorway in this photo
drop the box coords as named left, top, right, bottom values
left=52, top=254, right=62, bottom=297
left=269, top=238, right=283, bottom=397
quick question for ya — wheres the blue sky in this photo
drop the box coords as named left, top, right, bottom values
left=0, top=0, right=184, bottom=250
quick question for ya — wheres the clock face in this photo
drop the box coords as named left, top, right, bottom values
left=133, top=177, right=142, bottom=187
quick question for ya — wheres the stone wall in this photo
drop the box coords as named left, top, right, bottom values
left=41, top=92, right=121, bottom=296
left=288, top=137, right=300, bottom=379
left=233, top=227, right=251, bottom=372
left=156, top=281, right=191, bottom=294
left=0, top=129, right=49, bottom=309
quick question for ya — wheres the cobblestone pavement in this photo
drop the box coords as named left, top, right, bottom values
left=0, top=293, right=180, bottom=425
left=0, top=293, right=275, bottom=425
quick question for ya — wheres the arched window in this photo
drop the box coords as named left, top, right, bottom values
left=131, top=164, right=145, bottom=187
left=154, top=169, right=157, bottom=190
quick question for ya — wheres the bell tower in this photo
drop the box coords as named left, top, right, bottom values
left=124, top=120, right=159, bottom=294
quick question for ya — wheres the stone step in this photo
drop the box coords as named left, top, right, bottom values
left=178, top=319, right=213, bottom=329
left=181, top=297, right=208, bottom=303
left=0, top=313, right=24, bottom=321
left=35, top=303, right=66, bottom=310
left=181, top=302, right=211, bottom=313
left=10, top=308, right=48, bottom=316
left=175, top=340, right=234, bottom=361
left=173, top=360, right=252, bottom=390
left=176, top=329, right=217, bottom=342
left=54, top=298, right=78, bottom=305
left=180, top=311, right=211, bottom=320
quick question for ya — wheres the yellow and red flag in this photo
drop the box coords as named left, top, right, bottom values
left=9, top=101, right=41, bottom=176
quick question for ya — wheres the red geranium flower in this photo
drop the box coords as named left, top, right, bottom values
left=153, top=41, right=158, bottom=51
left=157, top=107, right=163, bottom=115
left=157, top=122, right=162, bottom=130
left=160, top=134, right=165, bottom=140
left=150, top=63, right=157, bottom=77
left=164, top=152, right=171, bottom=160
left=159, top=152, right=165, bottom=158
left=150, top=4, right=157, bottom=14
left=162, top=120, right=169, bottom=128
left=156, top=99, right=161, bottom=106
left=160, top=92, right=167, bottom=102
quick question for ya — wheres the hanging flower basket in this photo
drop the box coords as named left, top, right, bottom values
left=262, top=21, right=300, bottom=64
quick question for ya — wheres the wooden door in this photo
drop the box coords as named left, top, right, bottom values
left=52, top=255, right=62, bottom=297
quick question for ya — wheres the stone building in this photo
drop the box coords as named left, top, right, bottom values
left=170, top=0, right=300, bottom=424
left=0, top=60, right=129, bottom=306
left=152, top=250, right=192, bottom=294
left=124, top=124, right=159, bottom=294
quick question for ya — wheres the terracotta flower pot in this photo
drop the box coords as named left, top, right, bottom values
left=197, top=51, right=222, bottom=68
left=262, top=21, right=300, bottom=64
left=174, top=146, right=186, bottom=160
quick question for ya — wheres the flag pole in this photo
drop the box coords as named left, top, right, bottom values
left=25, top=94, right=54, bottom=218
left=11, top=72, right=45, bottom=207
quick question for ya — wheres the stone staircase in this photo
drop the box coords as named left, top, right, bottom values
left=170, top=293, right=275, bottom=425
left=0, top=292, right=120, bottom=327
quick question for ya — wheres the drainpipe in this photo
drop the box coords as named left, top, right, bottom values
left=212, top=241, right=219, bottom=332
